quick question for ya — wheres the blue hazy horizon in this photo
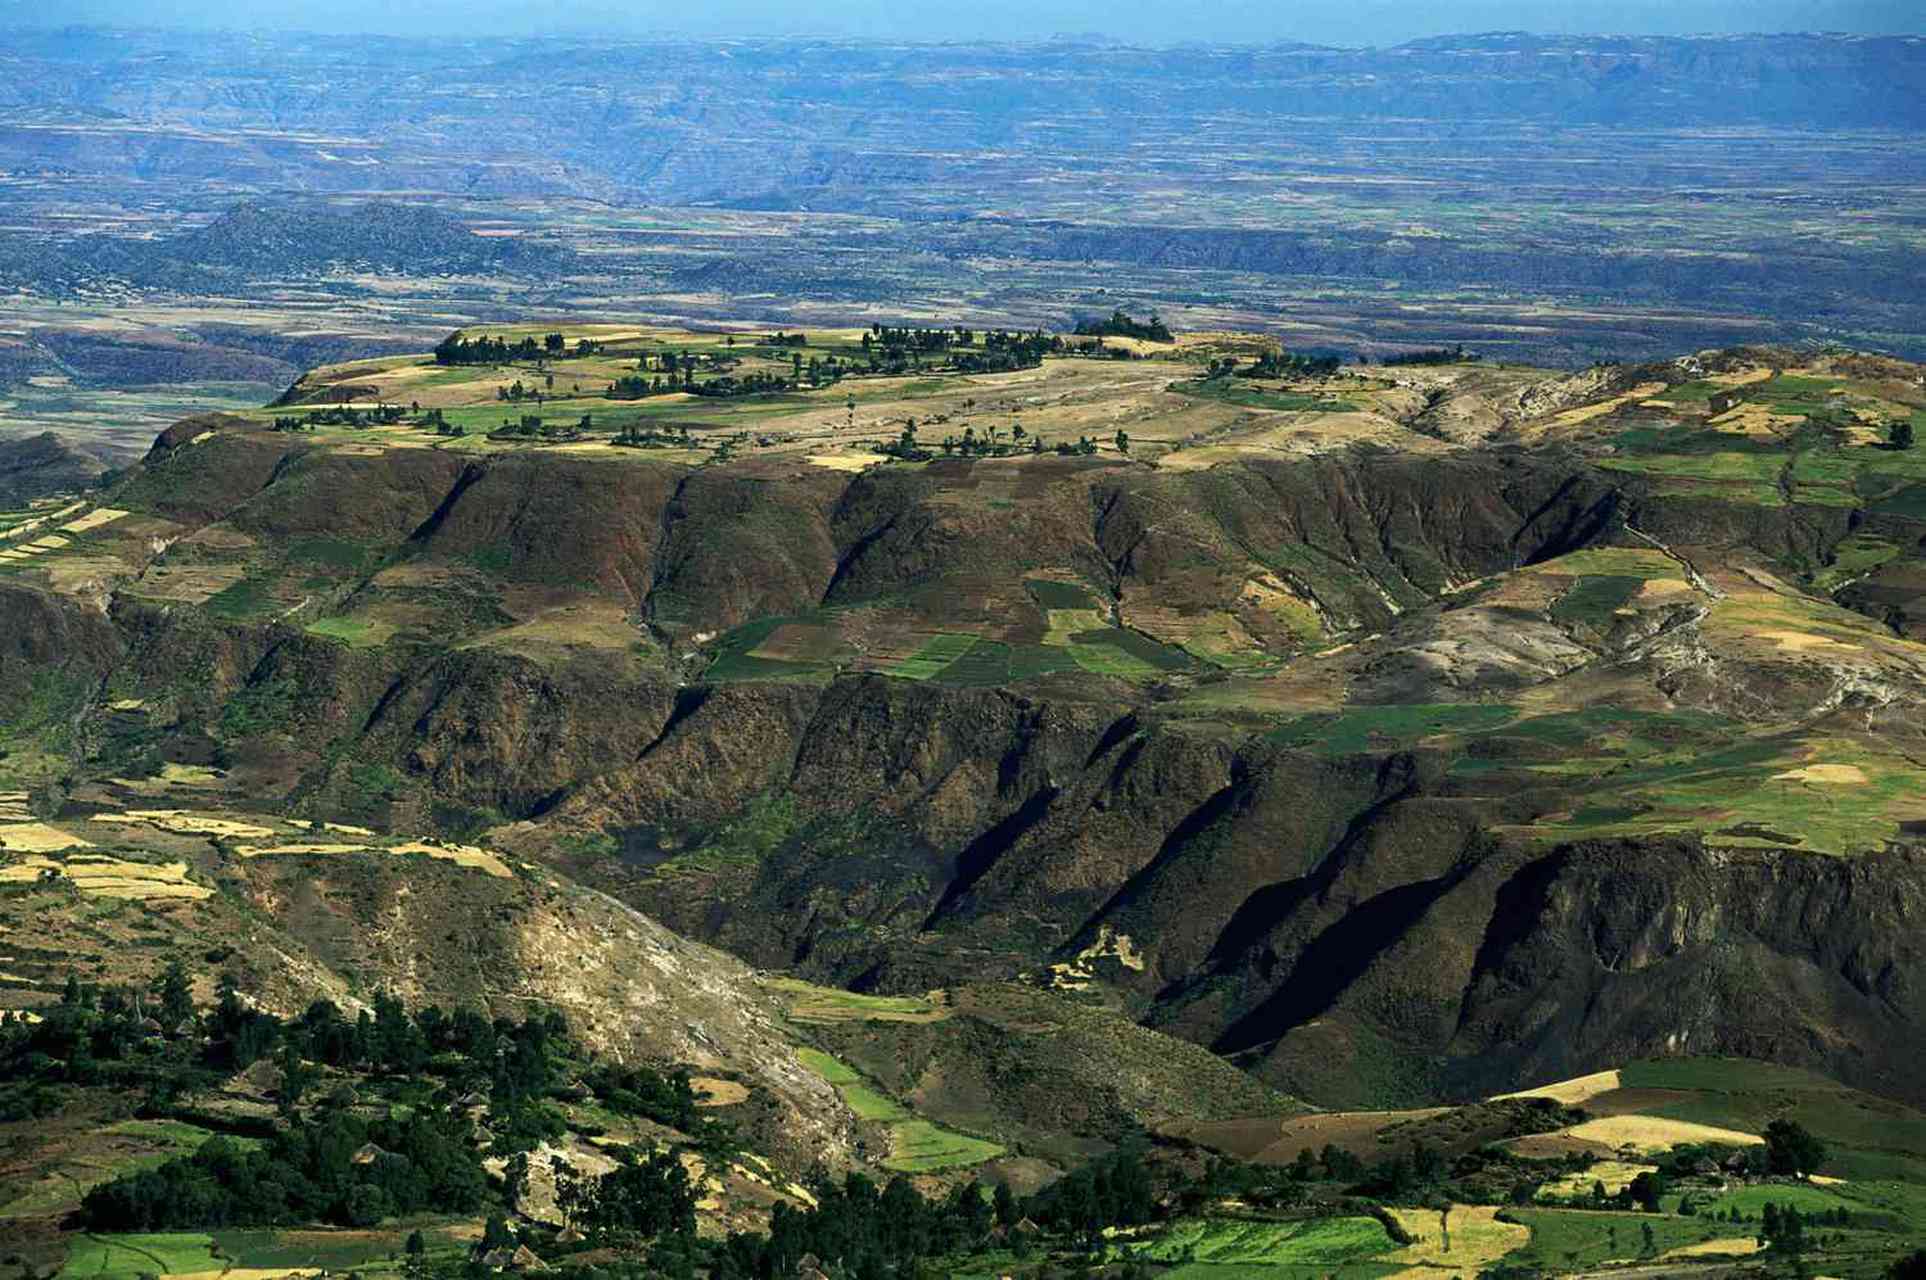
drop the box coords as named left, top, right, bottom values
left=6, top=0, right=1923, bottom=45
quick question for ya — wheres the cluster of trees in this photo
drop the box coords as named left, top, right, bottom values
left=762, top=330, right=809, bottom=348
left=0, top=963, right=223, bottom=1109
left=611, top=422, right=696, bottom=450
left=689, top=371, right=796, bottom=399
left=862, top=324, right=972, bottom=354
left=434, top=333, right=552, bottom=366
left=1760, top=1200, right=1853, bottom=1252
left=421, top=408, right=465, bottom=437
left=912, top=421, right=1105, bottom=459
left=271, top=404, right=408, bottom=432
left=607, top=372, right=686, bottom=398
left=80, top=1107, right=487, bottom=1231
left=1243, top=349, right=1345, bottom=378
left=856, top=325, right=1061, bottom=376
left=1381, top=345, right=1480, bottom=366
left=490, top=415, right=589, bottom=441
left=1891, top=419, right=1916, bottom=450
left=1764, top=1119, right=1829, bottom=1178
left=557, top=1148, right=698, bottom=1244
left=497, top=379, right=554, bottom=403
left=15, top=961, right=714, bottom=1232
left=711, top=1170, right=1011, bottom=1280
left=1075, top=309, right=1174, bottom=343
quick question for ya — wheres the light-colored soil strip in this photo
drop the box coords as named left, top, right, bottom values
left=1661, top=1238, right=1764, bottom=1260
left=1494, top=1068, right=1622, bottom=1106
left=0, top=853, right=211, bottom=900
left=59, top=507, right=130, bottom=535
left=1773, top=764, right=1869, bottom=784
left=97, top=810, right=281, bottom=838
left=231, top=839, right=514, bottom=879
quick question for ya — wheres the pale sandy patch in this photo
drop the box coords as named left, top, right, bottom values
left=1753, top=629, right=1862, bottom=654
left=25, top=535, right=71, bottom=551
left=0, top=822, right=93, bottom=853
left=1495, top=1068, right=1622, bottom=1106
left=1773, top=764, right=1869, bottom=784
left=1563, top=1115, right=1762, bottom=1153
left=1661, top=1238, right=1764, bottom=1260
left=691, top=1077, right=752, bottom=1107
left=1633, top=577, right=1694, bottom=603
left=805, top=453, right=879, bottom=472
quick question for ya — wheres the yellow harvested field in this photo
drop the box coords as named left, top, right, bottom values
left=1661, top=1238, right=1764, bottom=1260
left=288, top=819, right=375, bottom=839
left=1633, top=577, right=1695, bottom=603
left=1562, top=1115, right=1762, bottom=1153
left=25, top=535, right=71, bottom=551
left=1495, top=1068, right=1622, bottom=1106
left=1384, top=1205, right=1529, bottom=1276
left=1710, top=402, right=1805, bottom=436
left=1544, top=382, right=1669, bottom=430
left=0, top=794, right=30, bottom=821
left=691, top=1077, right=752, bottom=1107
left=1773, top=764, right=1869, bottom=784
left=1535, top=1159, right=1656, bottom=1200
left=0, top=822, right=94, bottom=853
left=158, top=763, right=223, bottom=787
left=172, top=1270, right=320, bottom=1280
left=390, top=841, right=515, bottom=878
left=1044, top=608, right=1108, bottom=645
left=233, top=839, right=514, bottom=878
left=59, top=507, right=131, bottom=535
left=1753, top=629, right=1862, bottom=654
left=98, top=810, right=280, bottom=838
left=0, top=853, right=210, bottom=900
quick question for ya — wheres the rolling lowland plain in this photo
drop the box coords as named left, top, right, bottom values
left=6, top=320, right=1926, bottom=1278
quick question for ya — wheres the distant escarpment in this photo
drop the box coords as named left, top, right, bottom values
left=7, top=342, right=1926, bottom=1113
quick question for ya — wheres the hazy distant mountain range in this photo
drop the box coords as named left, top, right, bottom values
left=0, top=28, right=1923, bottom=363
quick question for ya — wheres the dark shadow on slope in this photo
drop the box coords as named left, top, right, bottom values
left=923, top=784, right=1060, bottom=928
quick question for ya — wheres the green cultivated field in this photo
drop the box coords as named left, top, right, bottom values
left=1118, top=1216, right=1397, bottom=1267
left=59, top=1233, right=222, bottom=1280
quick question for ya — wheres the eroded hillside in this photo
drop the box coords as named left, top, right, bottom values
left=6, top=327, right=1926, bottom=1130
